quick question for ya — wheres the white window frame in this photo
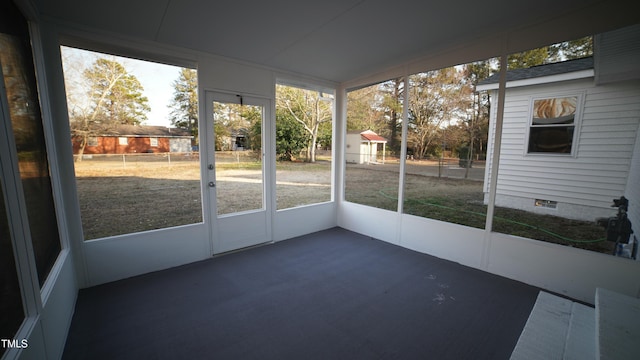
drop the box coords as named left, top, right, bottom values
left=525, top=92, right=584, bottom=157
left=150, top=137, right=158, bottom=147
left=274, top=78, right=336, bottom=210
left=118, top=136, right=128, bottom=146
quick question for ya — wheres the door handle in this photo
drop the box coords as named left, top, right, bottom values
left=208, top=181, right=215, bottom=187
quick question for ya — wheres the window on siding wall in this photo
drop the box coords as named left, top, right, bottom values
left=527, top=96, right=579, bottom=154
left=61, top=46, right=202, bottom=240
left=488, top=34, right=615, bottom=255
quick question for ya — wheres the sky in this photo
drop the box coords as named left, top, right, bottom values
left=60, top=46, right=184, bottom=127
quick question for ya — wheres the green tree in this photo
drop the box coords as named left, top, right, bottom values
left=408, top=67, right=471, bottom=159
left=275, top=108, right=308, bottom=161
left=379, top=78, right=404, bottom=154
left=317, top=120, right=332, bottom=151
left=84, top=58, right=149, bottom=125
left=240, top=105, right=262, bottom=151
left=507, top=36, right=593, bottom=70
left=213, top=102, right=257, bottom=151
left=346, top=85, right=386, bottom=134
left=549, top=36, right=593, bottom=62
left=508, top=47, right=549, bottom=70
left=168, top=68, right=198, bottom=146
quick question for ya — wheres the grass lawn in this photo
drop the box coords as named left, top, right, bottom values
left=345, top=161, right=612, bottom=254
left=73, top=157, right=613, bottom=254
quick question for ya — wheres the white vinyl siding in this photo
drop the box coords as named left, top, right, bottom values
left=485, top=78, right=640, bottom=220
left=625, top=126, right=640, bottom=236
left=594, top=24, right=640, bottom=84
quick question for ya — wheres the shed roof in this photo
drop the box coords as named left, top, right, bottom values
left=359, top=130, right=387, bottom=143
left=477, top=57, right=594, bottom=88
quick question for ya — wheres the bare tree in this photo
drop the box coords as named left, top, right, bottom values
left=62, top=54, right=149, bottom=161
left=346, top=85, right=386, bottom=134
left=407, top=67, right=470, bottom=159
left=276, top=85, right=332, bottom=162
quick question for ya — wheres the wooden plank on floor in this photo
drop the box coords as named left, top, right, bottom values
left=596, top=287, right=640, bottom=360
left=564, top=302, right=596, bottom=360
left=510, top=291, right=573, bottom=360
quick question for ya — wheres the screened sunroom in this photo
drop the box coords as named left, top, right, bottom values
left=1, top=0, right=639, bottom=359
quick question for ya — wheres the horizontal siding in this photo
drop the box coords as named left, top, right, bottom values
left=626, top=128, right=640, bottom=235
left=487, top=78, right=640, bottom=213
left=581, top=122, right=639, bottom=133
left=498, top=170, right=627, bottom=187
left=497, top=175, right=626, bottom=196
left=497, top=189, right=614, bottom=206
left=498, top=160, right=630, bottom=173
left=596, top=24, right=640, bottom=84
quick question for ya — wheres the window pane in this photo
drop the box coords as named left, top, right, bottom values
left=275, top=84, right=332, bottom=210
left=213, top=101, right=264, bottom=215
left=532, top=97, right=576, bottom=123
left=528, top=126, right=574, bottom=153
left=1, top=20, right=61, bottom=285
left=61, top=47, right=202, bottom=240
left=402, top=62, right=491, bottom=228
left=0, top=178, right=25, bottom=356
left=345, top=80, right=403, bottom=211
left=528, top=96, right=577, bottom=153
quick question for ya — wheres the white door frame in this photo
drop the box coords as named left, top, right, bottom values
left=204, top=90, right=274, bottom=254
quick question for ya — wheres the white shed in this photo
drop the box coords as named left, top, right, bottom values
left=477, top=25, right=640, bottom=223
left=345, top=130, right=388, bottom=164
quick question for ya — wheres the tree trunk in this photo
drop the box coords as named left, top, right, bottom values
left=75, top=135, right=87, bottom=162
left=309, top=134, right=317, bottom=162
left=464, top=136, right=474, bottom=179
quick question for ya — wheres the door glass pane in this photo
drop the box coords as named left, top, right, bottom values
left=213, top=101, right=264, bottom=215
left=60, top=47, right=202, bottom=240
left=0, top=177, right=25, bottom=356
left=1, top=11, right=61, bottom=285
left=275, top=84, right=333, bottom=210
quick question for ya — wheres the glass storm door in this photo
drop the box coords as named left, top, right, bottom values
left=205, top=91, right=272, bottom=253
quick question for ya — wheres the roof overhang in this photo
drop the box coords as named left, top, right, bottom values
left=476, top=69, right=595, bottom=91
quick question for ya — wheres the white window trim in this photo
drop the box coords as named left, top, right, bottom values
left=274, top=79, right=337, bottom=210
left=150, top=137, right=158, bottom=147
left=524, top=91, right=585, bottom=157
left=118, top=136, right=128, bottom=146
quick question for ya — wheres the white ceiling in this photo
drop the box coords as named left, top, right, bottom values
left=32, top=0, right=637, bottom=84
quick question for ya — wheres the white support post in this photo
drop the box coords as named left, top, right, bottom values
left=481, top=52, right=508, bottom=270
left=382, top=143, right=386, bottom=164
